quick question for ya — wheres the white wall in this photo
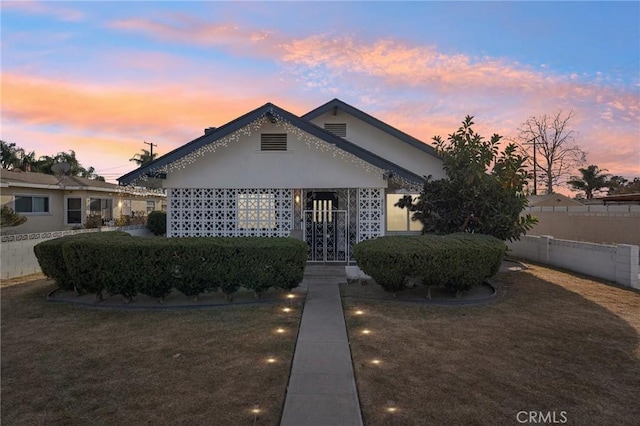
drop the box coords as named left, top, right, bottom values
left=165, top=122, right=387, bottom=189
left=0, top=226, right=147, bottom=280
left=308, top=111, right=446, bottom=180
left=508, top=235, right=639, bottom=289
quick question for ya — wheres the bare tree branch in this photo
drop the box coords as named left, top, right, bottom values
left=517, top=111, right=586, bottom=194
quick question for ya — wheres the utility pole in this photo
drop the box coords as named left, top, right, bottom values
left=144, top=141, right=157, bottom=158
left=524, top=137, right=538, bottom=195
left=532, top=137, right=537, bottom=195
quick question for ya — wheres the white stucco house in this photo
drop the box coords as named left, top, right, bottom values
left=118, top=99, right=445, bottom=262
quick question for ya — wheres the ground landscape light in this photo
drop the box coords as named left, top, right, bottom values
left=355, top=310, right=364, bottom=315
left=386, top=400, right=397, bottom=413
left=362, top=329, right=371, bottom=334
left=282, top=307, right=291, bottom=313
left=266, top=356, right=276, bottom=363
left=276, top=328, right=285, bottom=333
left=371, top=359, right=381, bottom=365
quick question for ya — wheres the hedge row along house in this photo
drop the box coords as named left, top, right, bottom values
left=118, top=99, right=445, bottom=263
left=1, top=169, right=165, bottom=234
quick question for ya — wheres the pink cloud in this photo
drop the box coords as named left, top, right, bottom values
left=0, top=71, right=313, bottom=181
left=2, top=72, right=266, bottom=136
left=6, top=16, right=639, bottom=183
left=1, top=0, right=84, bottom=22
left=107, top=17, right=282, bottom=58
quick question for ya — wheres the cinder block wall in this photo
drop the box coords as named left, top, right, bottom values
left=523, top=205, right=640, bottom=246
left=508, top=235, right=639, bottom=290
left=0, top=226, right=148, bottom=280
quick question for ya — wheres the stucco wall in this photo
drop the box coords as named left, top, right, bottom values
left=308, top=110, right=445, bottom=180
left=2, top=186, right=164, bottom=235
left=1, top=187, right=66, bottom=233
left=165, top=122, right=388, bottom=189
left=524, top=205, right=640, bottom=246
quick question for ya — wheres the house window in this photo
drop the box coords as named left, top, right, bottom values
left=260, top=133, right=287, bottom=151
left=121, top=199, right=132, bottom=216
left=67, top=197, right=82, bottom=224
left=15, top=195, right=49, bottom=213
left=324, top=123, right=347, bottom=137
left=386, top=193, right=422, bottom=232
left=89, top=198, right=113, bottom=220
left=237, top=192, right=276, bottom=229
left=146, top=200, right=155, bottom=213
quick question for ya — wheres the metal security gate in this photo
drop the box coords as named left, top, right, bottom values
left=304, top=210, right=347, bottom=262
left=303, top=190, right=348, bottom=262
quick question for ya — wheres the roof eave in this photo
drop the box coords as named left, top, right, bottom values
left=302, top=98, right=440, bottom=160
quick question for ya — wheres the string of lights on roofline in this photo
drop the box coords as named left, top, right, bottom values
left=114, top=186, right=165, bottom=197
left=125, top=108, right=422, bottom=192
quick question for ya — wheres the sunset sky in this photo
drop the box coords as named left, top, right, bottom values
left=2, top=1, right=639, bottom=187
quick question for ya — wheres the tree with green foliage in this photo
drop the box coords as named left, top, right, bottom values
left=1, top=206, right=27, bottom=227
left=130, top=148, right=157, bottom=167
left=1, top=140, right=23, bottom=170
left=396, top=116, right=537, bottom=241
left=0, top=142, right=104, bottom=180
left=607, top=176, right=640, bottom=195
left=567, top=165, right=611, bottom=199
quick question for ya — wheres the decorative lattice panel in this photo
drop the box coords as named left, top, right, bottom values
left=347, top=188, right=358, bottom=261
left=358, top=188, right=384, bottom=242
left=168, top=188, right=292, bottom=237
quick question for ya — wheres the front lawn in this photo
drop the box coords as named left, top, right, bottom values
left=1, top=278, right=301, bottom=425
left=344, top=265, right=640, bottom=425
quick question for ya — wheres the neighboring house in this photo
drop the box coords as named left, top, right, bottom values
left=527, top=193, right=584, bottom=207
left=1, top=169, right=166, bottom=234
left=119, top=99, right=445, bottom=262
left=587, top=193, right=640, bottom=205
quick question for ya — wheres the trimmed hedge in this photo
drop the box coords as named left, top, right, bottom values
left=147, top=210, right=167, bottom=236
left=354, top=233, right=506, bottom=295
left=36, top=234, right=307, bottom=302
left=33, top=231, right=131, bottom=292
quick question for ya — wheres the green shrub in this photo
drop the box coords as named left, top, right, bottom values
left=34, top=231, right=130, bottom=292
left=35, top=234, right=307, bottom=302
left=221, top=238, right=308, bottom=298
left=354, top=233, right=506, bottom=296
left=147, top=211, right=166, bottom=235
left=170, top=239, right=223, bottom=299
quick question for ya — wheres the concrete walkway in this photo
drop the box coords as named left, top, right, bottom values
left=281, top=265, right=363, bottom=426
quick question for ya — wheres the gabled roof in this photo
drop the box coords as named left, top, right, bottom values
left=596, top=193, right=640, bottom=204
left=527, top=193, right=584, bottom=207
left=1, top=169, right=164, bottom=197
left=302, top=98, right=440, bottom=159
left=1, top=169, right=116, bottom=189
left=118, top=102, right=425, bottom=186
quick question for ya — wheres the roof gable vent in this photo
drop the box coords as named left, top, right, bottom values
left=260, top=133, right=287, bottom=151
left=324, top=123, right=347, bottom=138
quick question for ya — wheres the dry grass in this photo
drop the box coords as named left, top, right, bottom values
left=344, top=265, right=640, bottom=425
left=1, top=272, right=46, bottom=288
left=1, top=279, right=302, bottom=425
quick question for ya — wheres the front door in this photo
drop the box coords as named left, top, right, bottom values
left=304, top=191, right=347, bottom=262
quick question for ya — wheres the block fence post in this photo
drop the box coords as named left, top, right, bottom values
left=615, top=244, right=639, bottom=289
left=539, top=235, right=553, bottom=263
